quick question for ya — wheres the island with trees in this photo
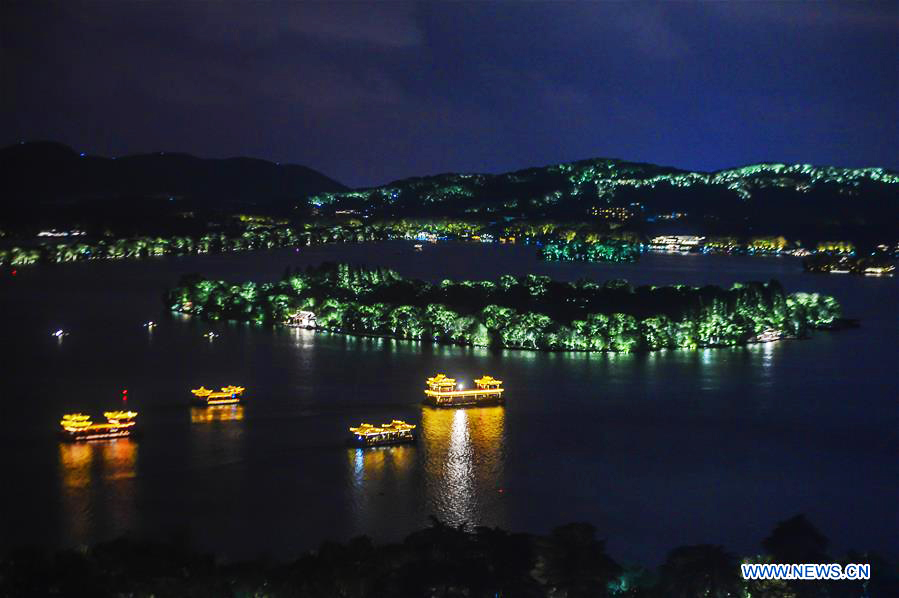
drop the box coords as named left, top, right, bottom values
left=167, top=263, right=843, bottom=352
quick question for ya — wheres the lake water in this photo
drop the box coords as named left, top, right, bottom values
left=1, top=241, right=896, bottom=565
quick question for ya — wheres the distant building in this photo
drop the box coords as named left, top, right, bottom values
left=649, top=235, right=705, bottom=252
left=287, top=310, right=317, bottom=328
left=646, top=212, right=687, bottom=222
left=37, top=229, right=86, bottom=238
left=590, top=206, right=632, bottom=221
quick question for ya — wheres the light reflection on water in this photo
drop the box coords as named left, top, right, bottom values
left=7, top=245, right=895, bottom=563
left=58, top=439, right=138, bottom=543
left=190, top=405, right=245, bottom=423
left=421, top=406, right=506, bottom=527
left=347, top=445, right=416, bottom=530
left=190, top=404, right=246, bottom=469
left=346, top=406, right=507, bottom=531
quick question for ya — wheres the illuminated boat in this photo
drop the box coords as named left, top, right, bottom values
left=864, top=265, right=894, bottom=276
left=349, top=420, right=416, bottom=447
left=423, top=374, right=504, bottom=407
left=59, top=411, right=137, bottom=442
left=191, top=385, right=245, bottom=406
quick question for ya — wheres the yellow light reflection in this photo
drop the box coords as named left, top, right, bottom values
left=421, top=406, right=505, bottom=527
left=348, top=444, right=415, bottom=488
left=58, top=439, right=138, bottom=544
left=59, top=442, right=93, bottom=489
left=347, top=443, right=416, bottom=529
left=190, top=405, right=245, bottom=423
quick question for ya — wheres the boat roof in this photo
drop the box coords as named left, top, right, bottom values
left=349, top=420, right=416, bottom=435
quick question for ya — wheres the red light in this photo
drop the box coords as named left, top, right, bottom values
left=10, top=270, right=15, bottom=276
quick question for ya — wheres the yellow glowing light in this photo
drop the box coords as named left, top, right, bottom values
left=191, top=405, right=245, bottom=423
left=424, top=374, right=504, bottom=406
left=349, top=420, right=416, bottom=444
left=191, top=385, right=245, bottom=405
left=60, top=411, right=139, bottom=440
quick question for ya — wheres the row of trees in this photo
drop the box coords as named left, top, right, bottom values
left=539, top=240, right=640, bottom=263
left=167, top=264, right=841, bottom=351
left=0, top=218, right=586, bottom=267
left=0, top=224, right=400, bottom=267
left=2, top=514, right=892, bottom=597
left=803, top=254, right=895, bottom=274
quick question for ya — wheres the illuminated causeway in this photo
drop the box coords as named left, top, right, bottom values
left=349, top=420, right=416, bottom=447
left=59, top=411, right=138, bottom=442
left=191, top=385, right=245, bottom=406
left=424, top=374, right=504, bottom=407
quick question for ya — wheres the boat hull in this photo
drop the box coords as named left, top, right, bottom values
left=422, top=396, right=505, bottom=408
left=349, top=435, right=416, bottom=448
left=191, top=397, right=243, bottom=407
left=58, top=429, right=136, bottom=443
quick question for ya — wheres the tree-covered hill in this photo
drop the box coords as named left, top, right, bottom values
left=311, top=158, right=899, bottom=244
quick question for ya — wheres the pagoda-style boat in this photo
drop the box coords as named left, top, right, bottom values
left=191, top=385, right=245, bottom=406
left=59, top=411, right=138, bottom=442
left=423, top=374, right=504, bottom=407
left=349, top=420, right=416, bottom=447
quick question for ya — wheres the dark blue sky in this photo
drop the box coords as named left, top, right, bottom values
left=2, top=1, right=896, bottom=187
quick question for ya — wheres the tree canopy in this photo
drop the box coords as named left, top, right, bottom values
left=168, top=263, right=842, bottom=352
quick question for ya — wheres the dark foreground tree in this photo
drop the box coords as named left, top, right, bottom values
left=535, top=523, right=621, bottom=597
left=658, top=544, right=740, bottom=598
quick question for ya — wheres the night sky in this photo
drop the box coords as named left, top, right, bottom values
left=2, top=1, right=896, bottom=187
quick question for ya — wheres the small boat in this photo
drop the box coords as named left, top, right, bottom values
left=423, top=373, right=504, bottom=407
left=143, top=321, right=157, bottom=328
left=203, top=332, right=219, bottom=339
left=59, top=411, right=137, bottom=442
left=413, top=244, right=423, bottom=251
left=349, top=420, right=416, bottom=447
left=52, top=329, right=68, bottom=338
left=191, top=385, right=245, bottom=406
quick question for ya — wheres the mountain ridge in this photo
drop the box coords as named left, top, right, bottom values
left=2, top=141, right=896, bottom=243
left=0, top=140, right=346, bottom=203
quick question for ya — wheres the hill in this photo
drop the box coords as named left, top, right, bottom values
left=0, top=142, right=346, bottom=232
left=311, top=157, right=899, bottom=244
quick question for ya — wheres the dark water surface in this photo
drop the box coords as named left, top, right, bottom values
left=1, top=242, right=896, bottom=564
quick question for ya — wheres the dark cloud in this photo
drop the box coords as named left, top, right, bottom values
left=1, top=1, right=896, bottom=187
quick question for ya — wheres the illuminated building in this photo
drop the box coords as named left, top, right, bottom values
left=349, top=420, right=416, bottom=446
left=864, top=265, right=894, bottom=276
left=648, top=235, right=705, bottom=252
left=646, top=212, right=688, bottom=222
left=751, top=329, right=783, bottom=343
left=191, top=385, right=245, bottom=406
left=59, top=411, right=138, bottom=442
left=423, top=374, right=505, bottom=407
left=287, top=310, right=317, bottom=328
left=590, top=206, right=632, bottom=221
